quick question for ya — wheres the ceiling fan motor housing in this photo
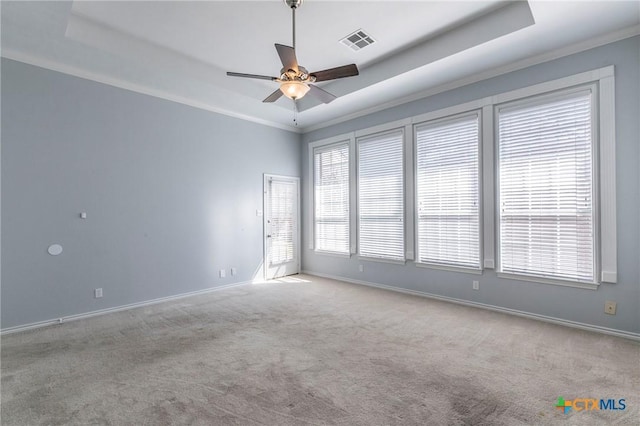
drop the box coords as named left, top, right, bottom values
left=280, top=66, right=315, bottom=83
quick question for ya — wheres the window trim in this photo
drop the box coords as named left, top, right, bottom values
left=413, top=109, right=484, bottom=273
left=486, top=66, right=616, bottom=284
left=357, top=255, right=407, bottom=266
left=497, top=272, right=599, bottom=291
left=489, top=67, right=616, bottom=287
left=481, top=104, right=495, bottom=270
left=356, top=127, right=406, bottom=262
left=598, top=72, right=617, bottom=284
left=358, top=118, right=415, bottom=262
left=415, top=261, right=483, bottom=275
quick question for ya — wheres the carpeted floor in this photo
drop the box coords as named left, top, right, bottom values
left=1, top=274, right=639, bottom=425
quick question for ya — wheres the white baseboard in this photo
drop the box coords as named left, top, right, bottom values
left=1, top=281, right=251, bottom=335
left=302, top=270, right=640, bottom=342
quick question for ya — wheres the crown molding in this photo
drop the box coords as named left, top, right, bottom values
left=301, top=24, right=640, bottom=134
left=0, top=49, right=302, bottom=134
left=2, top=24, right=638, bottom=135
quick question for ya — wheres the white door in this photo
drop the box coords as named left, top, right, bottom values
left=264, top=174, right=300, bottom=279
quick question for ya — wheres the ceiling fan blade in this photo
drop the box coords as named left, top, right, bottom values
left=311, top=64, right=359, bottom=82
left=275, top=44, right=299, bottom=72
left=308, top=84, right=337, bottom=104
left=227, top=72, right=278, bottom=81
left=263, top=88, right=284, bottom=103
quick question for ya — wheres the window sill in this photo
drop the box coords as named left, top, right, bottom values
left=358, top=256, right=406, bottom=265
left=313, top=250, right=351, bottom=259
left=496, top=272, right=599, bottom=290
left=415, top=262, right=483, bottom=275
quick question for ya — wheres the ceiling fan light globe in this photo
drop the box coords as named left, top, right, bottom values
left=280, top=81, right=310, bottom=100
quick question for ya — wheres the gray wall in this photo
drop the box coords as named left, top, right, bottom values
left=301, top=36, right=640, bottom=335
left=1, top=59, right=301, bottom=329
left=3, top=36, right=639, bottom=335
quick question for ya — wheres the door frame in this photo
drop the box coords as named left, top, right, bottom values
left=263, top=174, right=301, bottom=280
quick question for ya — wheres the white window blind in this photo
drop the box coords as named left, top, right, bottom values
left=268, top=179, right=296, bottom=265
left=497, top=89, right=595, bottom=283
left=415, top=114, right=480, bottom=268
left=357, top=130, right=404, bottom=260
left=314, top=143, right=350, bottom=253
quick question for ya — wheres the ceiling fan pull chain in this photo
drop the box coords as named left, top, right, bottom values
left=293, top=100, right=298, bottom=126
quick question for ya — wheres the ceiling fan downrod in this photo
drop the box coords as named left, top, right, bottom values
left=284, top=0, right=303, bottom=50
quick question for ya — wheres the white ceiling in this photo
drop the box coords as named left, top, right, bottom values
left=2, top=1, right=639, bottom=132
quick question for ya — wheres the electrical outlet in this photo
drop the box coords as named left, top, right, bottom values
left=231, top=267, right=237, bottom=276
left=472, top=280, right=479, bottom=290
left=219, top=269, right=226, bottom=278
left=94, top=288, right=103, bottom=298
left=359, top=264, right=364, bottom=272
left=604, top=301, right=617, bottom=315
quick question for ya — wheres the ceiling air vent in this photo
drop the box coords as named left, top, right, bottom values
left=340, top=29, right=375, bottom=52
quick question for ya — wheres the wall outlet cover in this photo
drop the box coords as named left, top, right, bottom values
left=604, top=301, right=617, bottom=315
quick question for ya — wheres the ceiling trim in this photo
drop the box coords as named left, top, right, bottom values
left=301, top=24, right=640, bottom=133
left=0, top=48, right=302, bottom=134
left=3, top=23, right=638, bottom=136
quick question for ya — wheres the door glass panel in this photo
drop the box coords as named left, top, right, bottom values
left=269, top=180, right=296, bottom=266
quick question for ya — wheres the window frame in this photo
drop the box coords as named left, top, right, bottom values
left=413, top=110, right=484, bottom=273
left=494, top=84, right=600, bottom=288
left=311, top=139, right=353, bottom=257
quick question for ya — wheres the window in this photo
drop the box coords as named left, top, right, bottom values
left=497, top=88, right=595, bottom=283
left=415, top=113, right=481, bottom=269
left=357, top=129, right=404, bottom=260
left=314, top=143, right=350, bottom=254
left=307, top=66, right=615, bottom=286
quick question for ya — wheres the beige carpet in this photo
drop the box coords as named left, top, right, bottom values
left=2, top=274, right=639, bottom=425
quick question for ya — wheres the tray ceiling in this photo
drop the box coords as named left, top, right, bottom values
left=2, top=1, right=639, bottom=132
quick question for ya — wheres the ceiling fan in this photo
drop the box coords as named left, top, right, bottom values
left=226, top=0, right=359, bottom=105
